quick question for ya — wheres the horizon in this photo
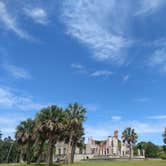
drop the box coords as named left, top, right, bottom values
left=0, top=0, right=166, bottom=145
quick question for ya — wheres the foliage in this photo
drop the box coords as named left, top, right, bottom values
left=35, top=105, right=65, bottom=166
left=136, top=141, right=166, bottom=158
left=122, top=128, right=138, bottom=158
left=15, top=119, right=36, bottom=164
left=64, top=103, right=86, bottom=163
left=163, top=128, right=166, bottom=144
left=0, top=136, right=20, bottom=163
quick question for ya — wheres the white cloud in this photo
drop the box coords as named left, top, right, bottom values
left=71, top=63, right=113, bottom=78
left=0, top=114, right=28, bottom=138
left=0, top=1, right=31, bottom=40
left=3, top=64, right=31, bottom=80
left=135, top=0, right=164, bottom=15
left=148, top=115, right=166, bottom=119
left=85, top=103, right=99, bottom=112
left=24, top=7, right=48, bottom=25
left=150, top=48, right=166, bottom=72
left=0, top=87, right=45, bottom=110
left=90, top=70, right=113, bottom=77
left=112, top=116, right=122, bottom=121
left=71, top=63, right=85, bottom=70
left=61, top=0, right=131, bottom=65
left=134, top=97, right=149, bottom=102
left=85, top=120, right=166, bottom=140
left=123, top=74, right=129, bottom=82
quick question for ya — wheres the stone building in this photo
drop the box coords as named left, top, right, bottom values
left=53, top=130, right=145, bottom=162
left=86, top=130, right=130, bottom=157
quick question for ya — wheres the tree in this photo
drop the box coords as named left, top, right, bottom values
left=15, top=119, right=36, bottom=164
left=163, top=128, right=166, bottom=144
left=64, top=103, right=86, bottom=163
left=122, top=127, right=138, bottom=159
left=137, top=141, right=160, bottom=158
left=33, top=133, right=47, bottom=163
left=68, top=124, right=85, bottom=163
left=35, top=105, right=65, bottom=166
left=0, top=131, right=3, bottom=162
left=0, top=132, right=2, bottom=140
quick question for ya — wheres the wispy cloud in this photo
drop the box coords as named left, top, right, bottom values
left=71, top=63, right=113, bottom=78
left=0, top=1, right=31, bottom=40
left=135, top=0, right=164, bottom=15
left=90, top=70, right=113, bottom=77
left=134, top=97, right=149, bottom=102
left=0, top=114, right=27, bottom=138
left=24, top=7, right=48, bottom=25
left=70, top=63, right=88, bottom=75
left=148, top=115, right=166, bottom=119
left=123, top=74, right=129, bottom=82
left=85, top=103, right=99, bottom=112
left=112, top=116, right=122, bottom=121
left=85, top=120, right=166, bottom=140
left=71, top=63, right=85, bottom=70
left=0, top=87, right=45, bottom=110
left=150, top=48, right=166, bottom=72
left=61, top=0, right=131, bottom=65
left=3, top=64, right=31, bottom=80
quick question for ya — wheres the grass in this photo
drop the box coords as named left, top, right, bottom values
left=0, top=160, right=166, bottom=166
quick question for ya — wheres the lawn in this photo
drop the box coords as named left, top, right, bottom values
left=0, top=160, right=166, bottom=166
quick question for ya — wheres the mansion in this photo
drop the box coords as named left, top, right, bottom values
left=54, top=130, right=145, bottom=162
left=86, top=130, right=130, bottom=157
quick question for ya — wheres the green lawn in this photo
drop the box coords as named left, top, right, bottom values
left=0, top=160, right=166, bottom=166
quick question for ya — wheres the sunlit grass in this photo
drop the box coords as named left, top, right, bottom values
left=0, top=160, right=166, bottom=166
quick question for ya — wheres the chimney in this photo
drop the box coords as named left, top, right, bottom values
left=114, top=130, right=118, bottom=138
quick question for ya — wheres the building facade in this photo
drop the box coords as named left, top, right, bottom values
left=53, top=130, right=145, bottom=162
left=86, top=130, right=130, bottom=157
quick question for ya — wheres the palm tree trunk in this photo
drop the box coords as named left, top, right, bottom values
left=7, top=142, right=14, bottom=163
left=27, top=142, right=31, bottom=165
left=47, top=139, right=54, bottom=166
left=19, top=148, right=24, bottom=163
left=71, top=143, right=76, bottom=163
left=37, top=140, right=45, bottom=163
left=129, top=144, right=132, bottom=160
left=65, top=136, right=72, bottom=164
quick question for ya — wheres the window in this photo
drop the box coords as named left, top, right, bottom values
left=79, top=148, right=83, bottom=154
left=58, top=148, right=61, bottom=155
left=63, top=148, right=66, bottom=154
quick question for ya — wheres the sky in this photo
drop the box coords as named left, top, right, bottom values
left=0, top=0, right=166, bottom=145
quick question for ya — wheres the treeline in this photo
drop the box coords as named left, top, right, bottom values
left=134, top=141, right=166, bottom=159
left=0, top=105, right=166, bottom=164
left=0, top=136, right=20, bottom=163
left=0, top=103, right=86, bottom=166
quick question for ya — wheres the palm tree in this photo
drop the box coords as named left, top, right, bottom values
left=163, top=128, right=166, bottom=144
left=35, top=105, right=65, bottom=166
left=122, top=127, right=138, bottom=159
left=0, top=131, right=2, bottom=140
left=70, top=125, right=85, bottom=163
left=64, top=103, right=86, bottom=163
left=34, top=133, right=47, bottom=163
left=15, top=119, right=35, bottom=164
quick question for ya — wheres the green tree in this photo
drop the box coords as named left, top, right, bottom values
left=137, top=141, right=160, bottom=158
left=15, top=119, right=36, bottom=164
left=2, top=137, right=19, bottom=163
left=33, top=133, right=47, bottom=163
left=64, top=103, right=86, bottom=163
left=35, top=105, right=64, bottom=166
left=122, top=127, right=138, bottom=159
left=163, top=128, right=166, bottom=144
left=0, top=131, right=3, bottom=163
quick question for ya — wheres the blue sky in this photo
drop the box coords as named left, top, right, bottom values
left=0, top=0, right=166, bottom=145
